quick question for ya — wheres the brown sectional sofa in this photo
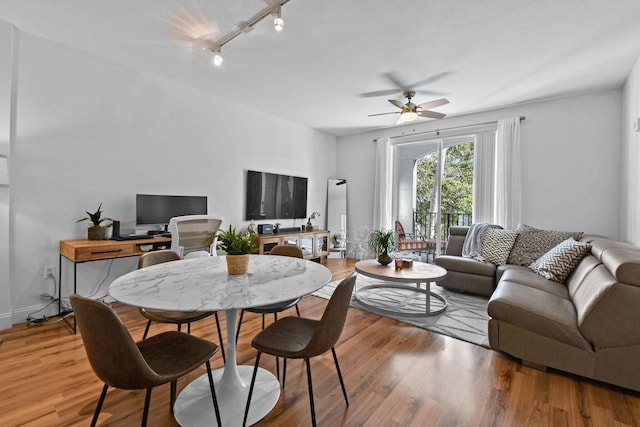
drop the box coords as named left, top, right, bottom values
left=435, top=226, right=640, bottom=392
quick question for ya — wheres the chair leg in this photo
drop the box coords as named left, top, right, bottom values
left=305, top=358, right=317, bottom=427
left=273, top=313, right=280, bottom=380
left=282, top=358, right=287, bottom=388
left=261, top=313, right=265, bottom=329
left=332, top=347, right=349, bottom=407
left=141, top=388, right=153, bottom=427
left=214, top=312, right=226, bottom=363
left=177, top=323, right=182, bottom=332
left=91, top=384, right=109, bottom=427
left=170, top=380, right=177, bottom=414
left=206, top=360, right=222, bottom=427
left=187, top=322, right=191, bottom=334
left=243, top=352, right=262, bottom=427
left=142, top=320, right=152, bottom=339
left=236, top=310, right=245, bottom=345
left=295, top=303, right=300, bottom=316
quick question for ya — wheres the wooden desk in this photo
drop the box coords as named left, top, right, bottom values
left=59, top=237, right=171, bottom=332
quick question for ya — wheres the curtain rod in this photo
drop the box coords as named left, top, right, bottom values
left=374, top=116, right=526, bottom=142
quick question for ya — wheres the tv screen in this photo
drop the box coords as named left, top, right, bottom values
left=136, top=194, right=208, bottom=226
left=246, top=170, right=307, bottom=220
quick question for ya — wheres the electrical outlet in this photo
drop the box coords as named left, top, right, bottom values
left=44, top=266, right=55, bottom=279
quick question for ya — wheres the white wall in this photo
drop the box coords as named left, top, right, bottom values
left=337, top=89, right=623, bottom=243
left=622, top=57, right=640, bottom=245
left=1, top=25, right=336, bottom=327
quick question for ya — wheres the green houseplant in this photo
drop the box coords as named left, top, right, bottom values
left=76, top=203, right=113, bottom=240
left=215, top=225, right=258, bottom=274
left=331, top=233, right=342, bottom=248
left=368, top=229, right=396, bottom=265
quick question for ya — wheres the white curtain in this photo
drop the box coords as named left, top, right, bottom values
left=493, top=117, right=522, bottom=229
left=373, top=138, right=393, bottom=230
left=472, top=131, right=497, bottom=224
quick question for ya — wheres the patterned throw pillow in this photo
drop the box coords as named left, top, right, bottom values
left=507, top=224, right=584, bottom=266
left=481, top=229, right=518, bottom=265
left=529, top=238, right=592, bottom=283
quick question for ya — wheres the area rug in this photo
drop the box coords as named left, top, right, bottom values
left=313, top=275, right=490, bottom=348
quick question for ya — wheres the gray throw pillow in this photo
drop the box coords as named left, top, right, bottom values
left=507, top=224, right=584, bottom=266
left=481, top=228, right=518, bottom=265
left=530, top=238, right=592, bottom=283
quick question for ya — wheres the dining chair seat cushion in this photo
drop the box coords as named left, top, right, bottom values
left=137, top=331, right=218, bottom=382
left=245, top=298, right=300, bottom=314
left=139, top=308, right=214, bottom=324
left=251, top=316, right=321, bottom=359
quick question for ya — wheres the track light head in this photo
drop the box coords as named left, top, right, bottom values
left=272, top=6, right=284, bottom=31
left=210, top=47, right=223, bottom=66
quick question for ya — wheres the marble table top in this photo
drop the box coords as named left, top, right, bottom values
left=109, top=254, right=332, bottom=311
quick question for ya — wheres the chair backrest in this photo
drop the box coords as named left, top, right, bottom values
left=395, top=221, right=406, bottom=242
left=168, top=215, right=223, bottom=257
left=269, top=245, right=304, bottom=259
left=304, top=273, right=357, bottom=357
left=138, top=249, right=181, bottom=269
left=70, top=294, right=161, bottom=389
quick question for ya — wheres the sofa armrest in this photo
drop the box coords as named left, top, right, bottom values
left=436, top=255, right=496, bottom=277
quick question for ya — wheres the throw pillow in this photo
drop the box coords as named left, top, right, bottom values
left=507, top=225, right=584, bottom=266
left=481, top=228, right=518, bottom=265
left=529, top=238, right=592, bottom=283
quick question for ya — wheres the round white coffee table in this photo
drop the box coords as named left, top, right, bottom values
left=354, top=259, right=448, bottom=317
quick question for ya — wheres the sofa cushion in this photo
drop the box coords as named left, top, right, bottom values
left=481, top=228, right=517, bottom=265
left=435, top=254, right=496, bottom=277
left=499, top=267, right=570, bottom=299
left=488, top=280, right=592, bottom=350
left=529, top=239, right=592, bottom=283
left=507, top=225, right=584, bottom=266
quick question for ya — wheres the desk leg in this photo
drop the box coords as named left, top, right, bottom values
left=174, top=308, right=281, bottom=427
left=58, top=255, right=77, bottom=334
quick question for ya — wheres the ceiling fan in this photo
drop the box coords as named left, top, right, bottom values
left=368, top=91, right=449, bottom=124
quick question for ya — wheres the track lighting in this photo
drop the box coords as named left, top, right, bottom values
left=273, top=7, right=284, bottom=31
left=211, top=47, right=223, bottom=66
left=203, top=0, right=291, bottom=67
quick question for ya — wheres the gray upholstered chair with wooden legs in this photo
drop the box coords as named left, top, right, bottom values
left=243, top=272, right=357, bottom=427
left=70, top=293, right=222, bottom=427
left=137, top=250, right=226, bottom=362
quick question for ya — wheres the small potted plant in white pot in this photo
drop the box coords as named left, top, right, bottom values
left=76, top=203, right=113, bottom=240
left=215, top=225, right=258, bottom=274
left=306, top=211, right=321, bottom=231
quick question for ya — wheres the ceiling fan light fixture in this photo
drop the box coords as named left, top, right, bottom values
left=400, top=111, right=418, bottom=122
left=211, top=47, right=223, bottom=66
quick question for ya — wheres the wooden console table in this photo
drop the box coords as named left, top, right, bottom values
left=58, top=237, right=171, bottom=333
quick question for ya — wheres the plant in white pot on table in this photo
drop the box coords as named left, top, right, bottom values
left=213, top=225, right=258, bottom=275
left=76, top=203, right=113, bottom=240
left=368, top=229, right=396, bottom=265
left=306, top=211, right=321, bottom=231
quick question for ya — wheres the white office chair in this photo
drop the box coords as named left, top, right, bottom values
left=169, top=215, right=224, bottom=258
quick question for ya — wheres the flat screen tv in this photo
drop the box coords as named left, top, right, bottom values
left=136, top=194, right=208, bottom=226
left=246, top=170, right=307, bottom=220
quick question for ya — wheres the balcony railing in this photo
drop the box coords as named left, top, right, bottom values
left=413, top=211, right=472, bottom=240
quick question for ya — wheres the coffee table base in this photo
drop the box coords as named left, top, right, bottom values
left=174, top=366, right=280, bottom=427
left=354, top=283, right=447, bottom=318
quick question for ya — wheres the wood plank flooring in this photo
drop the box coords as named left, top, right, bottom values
left=1, top=258, right=639, bottom=426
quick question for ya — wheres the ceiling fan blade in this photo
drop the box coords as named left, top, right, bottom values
left=384, top=71, right=410, bottom=90
left=368, top=111, right=399, bottom=117
left=414, top=89, right=448, bottom=97
left=388, top=99, right=405, bottom=109
left=418, top=110, right=447, bottom=119
left=359, top=88, right=402, bottom=98
left=408, top=71, right=454, bottom=89
left=417, top=98, right=449, bottom=110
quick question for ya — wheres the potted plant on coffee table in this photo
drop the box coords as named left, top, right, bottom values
left=368, top=229, right=396, bottom=265
left=215, top=225, right=258, bottom=275
left=76, top=203, right=113, bottom=240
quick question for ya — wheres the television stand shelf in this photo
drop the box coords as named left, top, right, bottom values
left=255, top=230, right=330, bottom=261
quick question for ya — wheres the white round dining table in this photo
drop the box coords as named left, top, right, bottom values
left=109, top=254, right=332, bottom=427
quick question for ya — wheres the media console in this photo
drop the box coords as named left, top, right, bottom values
left=255, top=230, right=330, bottom=261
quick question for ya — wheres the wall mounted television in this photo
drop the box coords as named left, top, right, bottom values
left=245, top=170, right=307, bottom=220
left=136, top=194, right=208, bottom=227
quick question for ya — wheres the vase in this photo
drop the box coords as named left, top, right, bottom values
left=306, top=221, right=313, bottom=231
left=226, top=254, right=250, bottom=275
left=377, top=250, right=392, bottom=265
left=87, top=225, right=105, bottom=241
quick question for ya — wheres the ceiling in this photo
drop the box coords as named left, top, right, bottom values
left=2, top=0, right=640, bottom=136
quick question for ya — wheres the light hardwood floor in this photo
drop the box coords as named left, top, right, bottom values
left=1, top=258, right=639, bottom=426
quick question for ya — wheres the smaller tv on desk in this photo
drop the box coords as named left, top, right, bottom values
left=135, top=194, right=208, bottom=232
